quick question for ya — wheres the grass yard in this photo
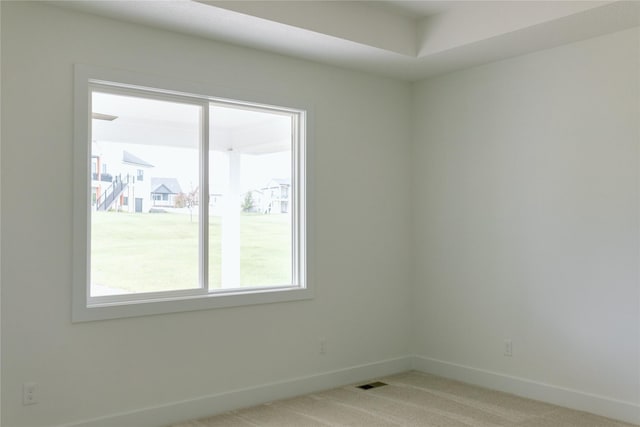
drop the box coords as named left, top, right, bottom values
left=91, top=211, right=291, bottom=295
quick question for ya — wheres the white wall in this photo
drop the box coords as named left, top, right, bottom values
left=412, top=27, right=639, bottom=419
left=0, top=3, right=412, bottom=426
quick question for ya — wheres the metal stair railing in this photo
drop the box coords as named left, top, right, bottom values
left=96, top=174, right=129, bottom=211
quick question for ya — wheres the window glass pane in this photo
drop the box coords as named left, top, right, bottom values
left=90, top=91, right=202, bottom=296
left=209, top=104, right=293, bottom=289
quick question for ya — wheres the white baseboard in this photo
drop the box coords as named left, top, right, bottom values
left=57, top=356, right=412, bottom=427
left=412, top=355, right=640, bottom=425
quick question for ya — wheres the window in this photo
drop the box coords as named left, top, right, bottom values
left=73, top=65, right=310, bottom=321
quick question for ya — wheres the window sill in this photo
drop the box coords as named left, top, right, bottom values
left=72, top=286, right=313, bottom=322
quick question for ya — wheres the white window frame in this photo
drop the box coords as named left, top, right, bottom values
left=72, top=65, right=313, bottom=322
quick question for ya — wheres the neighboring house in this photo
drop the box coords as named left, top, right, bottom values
left=151, top=178, right=182, bottom=207
left=91, top=144, right=155, bottom=213
left=120, top=150, right=154, bottom=213
left=91, top=143, right=112, bottom=209
left=258, top=178, right=290, bottom=214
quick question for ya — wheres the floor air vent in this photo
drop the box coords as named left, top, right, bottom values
left=357, top=381, right=387, bottom=390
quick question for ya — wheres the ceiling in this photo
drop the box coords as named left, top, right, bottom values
left=54, top=0, right=640, bottom=81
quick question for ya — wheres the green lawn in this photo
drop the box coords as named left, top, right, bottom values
left=91, top=211, right=291, bottom=295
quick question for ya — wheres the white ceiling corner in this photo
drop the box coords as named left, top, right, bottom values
left=51, top=0, right=640, bottom=81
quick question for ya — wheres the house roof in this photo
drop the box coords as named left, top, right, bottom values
left=151, top=178, right=182, bottom=195
left=260, top=178, right=290, bottom=191
left=273, top=178, right=291, bottom=186
left=123, top=150, right=154, bottom=167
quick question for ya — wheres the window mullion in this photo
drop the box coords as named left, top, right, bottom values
left=200, top=102, right=210, bottom=292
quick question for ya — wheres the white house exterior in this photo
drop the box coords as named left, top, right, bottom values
left=242, top=179, right=291, bottom=214
left=151, top=177, right=183, bottom=208
left=91, top=143, right=155, bottom=213
left=254, top=178, right=290, bottom=214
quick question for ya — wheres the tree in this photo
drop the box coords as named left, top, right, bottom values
left=241, top=191, right=255, bottom=212
left=174, top=186, right=199, bottom=221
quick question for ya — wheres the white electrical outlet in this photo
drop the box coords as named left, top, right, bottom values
left=319, top=338, right=327, bottom=355
left=23, top=382, right=38, bottom=405
left=504, top=339, right=513, bottom=357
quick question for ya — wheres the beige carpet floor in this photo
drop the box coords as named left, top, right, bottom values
left=170, top=371, right=638, bottom=427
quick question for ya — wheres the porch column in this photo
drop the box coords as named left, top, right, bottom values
left=221, top=149, right=241, bottom=288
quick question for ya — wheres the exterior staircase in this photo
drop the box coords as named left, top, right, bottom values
left=96, top=175, right=129, bottom=211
